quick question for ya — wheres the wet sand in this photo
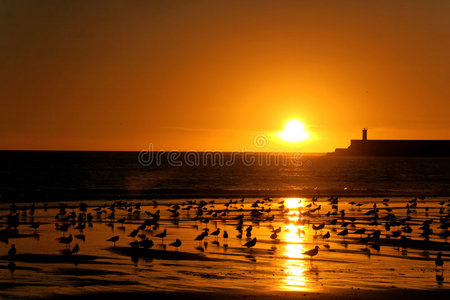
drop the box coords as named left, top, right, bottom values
left=0, top=197, right=449, bottom=299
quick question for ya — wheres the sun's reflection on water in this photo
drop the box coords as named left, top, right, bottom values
left=283, top=259, right=310, bottom=291
left=284, top=197, right=303, bottom=211
left=280, top=198, right=311, bottom=291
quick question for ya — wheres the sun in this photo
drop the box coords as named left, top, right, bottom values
left=280, top=120, right=309, bottom=142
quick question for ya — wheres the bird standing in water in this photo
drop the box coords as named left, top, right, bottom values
left=72, top=243, right=80, bottom=255
left=303, top=246, right=319, bottom=262
left=58, top=234, right=73, bottom=249
left=169, top=238, right=182, bottom=251
left=354, top=228, right=366, bottom=238
left=210, top=228, right=220, bottom=242
left=107, top=235, right=119, bottom=247
left=243, top=237, right=256, bottom=249
left=194, top=232, right=206, bottom=246
left=435, top=251, right=444, bottom=270
left=30, top=222, right=41, bottom=232
left=270, top=232, right=278, bottom=240
left=312, top=223, right=325, bottom=233
left=155, top=229, right=167, bottom=243
left=223, top=230, right=229, bottom=246
left=337, top=228, right=348, bottom=239
left=8, top=244, right=16, bottom=257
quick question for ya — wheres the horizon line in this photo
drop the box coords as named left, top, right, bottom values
left=0, top=149, right=327, bottom=155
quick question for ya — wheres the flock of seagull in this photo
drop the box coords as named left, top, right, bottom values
left=1, top=197, right=448, bottom=273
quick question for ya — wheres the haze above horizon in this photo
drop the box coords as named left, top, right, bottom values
left=1, top=1, right=449, bottom=152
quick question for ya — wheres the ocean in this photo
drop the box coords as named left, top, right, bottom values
left=1, top=151, right=449, bottom=201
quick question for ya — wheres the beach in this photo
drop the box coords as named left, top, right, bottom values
left=3, top=0, right=450, bottom=298
left=1, top=197, right=448, bottom=299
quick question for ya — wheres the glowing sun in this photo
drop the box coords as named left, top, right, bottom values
left=280, top=120, right=309, bottom=142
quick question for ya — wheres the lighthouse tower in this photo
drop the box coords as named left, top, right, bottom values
left=362, top=128, right=368, bottom=141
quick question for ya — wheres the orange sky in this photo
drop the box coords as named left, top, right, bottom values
left=1, top=1, right=449, bottom=152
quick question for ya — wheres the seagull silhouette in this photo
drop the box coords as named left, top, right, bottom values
left=435, top=251, right=444, bottom=270
left=8, top=244, right=16, bottom=257
left=72, top=243, right=80, bottom=255
left=107, top=235, right=119, bottom=247
left=194, top=232, right=206, bottom=246
left=30, top=222, right=40, bottom=232
left=155, top=229, right=167, bottom=243
left=140, top=238, right=154, bottom=249
left=58, top=234, right=73, bottom=249
left=337, top=229, right=348, bottom=239
left=129, top=228, right=139, bottom=238
left=169, top=238, right=182, bottom=251
left=354, top=228, right=366, bottom=237
left=243, top=237, right=256, bottom=248
left=312, top=223, right=325, bottom=231
left=210, top=228, right=220, bottom=241
left=303, top=246, right=319, bottom=262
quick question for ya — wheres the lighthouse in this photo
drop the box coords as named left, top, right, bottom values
left=328, top=127, right=450, bottom=156
left=362, top=128, right=368, bottom=141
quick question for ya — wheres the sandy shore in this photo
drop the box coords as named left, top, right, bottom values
left=35, top=288, right=450, bottom=300
left=0, top=197, right=449, bottom=298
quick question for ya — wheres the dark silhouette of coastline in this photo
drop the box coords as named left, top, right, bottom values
left=328, top=129, right=450, bottom=157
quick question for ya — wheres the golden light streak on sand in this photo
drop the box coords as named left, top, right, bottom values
left=284, top=197, right=304, bottom=210
left=280, top=198, right=310, bottom=291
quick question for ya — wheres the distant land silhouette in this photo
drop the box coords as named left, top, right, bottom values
left=328, top=129, right=450, bottom=157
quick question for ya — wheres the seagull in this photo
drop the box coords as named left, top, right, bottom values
left=243, top=237, right=256, bottom=248
left=210, top=228, right=220, bottom=240
left=201, top=218, right=210, bottom=227
left=107, top=235, right=119, bottom=247
left=303, top=246, right=319, bottom=261
left=75, top=234, right=86, bottom=242
left=194, top=232, right=206, bottom=246
left=223, top=230, right=229, bottom=246
left=58, top=234, right=73, bottom=249
left=272, top=227, right=282, bottom=234
left=435, top=252, right=444, bottom=270
left=322, top=231, right=330, bottom=239
left=72, top=244, right=80, bottom=255
left=312, top=223, right=325, bottom=232
left=8, top=244, right=16, bottom=257
left=354, top=228, right=366, bottom=237
left=155, top=229, right=167, bottom=242
left=140, top=238, right=154, bottom=249
left=129, top=228, right=140, bottom=238
left=30, top=222, right=40, bottom=232
left=337, top=229, right=348, bottom=239
left=169, top=238, right=182, bottom=251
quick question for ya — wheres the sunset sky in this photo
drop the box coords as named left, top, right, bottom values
left=1, top=0, right=449, bottom=152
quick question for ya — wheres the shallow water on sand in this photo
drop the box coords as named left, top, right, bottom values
left=0, top=197, right=449, bottom=298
